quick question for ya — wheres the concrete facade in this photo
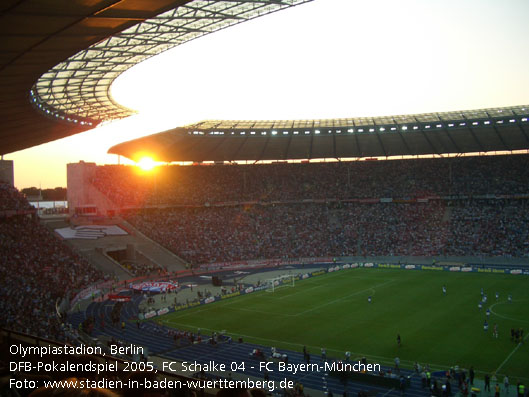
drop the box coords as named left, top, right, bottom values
left=0, top=159, right=14, bottom=185
left=67, top=161, right=115, bottom=217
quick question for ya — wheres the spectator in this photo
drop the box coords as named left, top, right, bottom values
left=0, top=188, right=104, bottom=341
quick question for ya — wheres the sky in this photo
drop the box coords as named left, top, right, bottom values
left=5, top=0, right=529, bottom=189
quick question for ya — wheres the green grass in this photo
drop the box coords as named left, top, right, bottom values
left=158, top=268, right=529, bottom=380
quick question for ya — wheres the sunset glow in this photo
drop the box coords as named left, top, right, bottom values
left=136, top=156, right=157, bottom=171
left=5, top=0, right=529, bottom=189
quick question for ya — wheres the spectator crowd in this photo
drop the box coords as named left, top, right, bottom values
left=88, top=154, right=529, bottom=265
left=91, top=154, right=529, bottom=207
left=126, top=199, right=529, bottom=265
left=0, top=189, right=105, bottom=340
left=3, top=154, right=529, bottom=341
left=0, top=182, right=34, bottom=211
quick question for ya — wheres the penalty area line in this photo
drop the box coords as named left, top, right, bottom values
left=292, top=279, right=395, bottom=316
left=160, top=320, right=529, bottom=381
left=495, top=331, right=529, bottom=374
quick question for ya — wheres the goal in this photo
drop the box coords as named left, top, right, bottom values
left=265, top=274, right=295, bottom=293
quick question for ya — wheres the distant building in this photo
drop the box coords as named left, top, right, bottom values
left=67, top=161, right=115, bottom=219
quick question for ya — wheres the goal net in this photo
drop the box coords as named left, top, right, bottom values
left=265, top=274, right=295, bottom=293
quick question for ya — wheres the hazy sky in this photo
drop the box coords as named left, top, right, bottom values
left=6, top=0, right=529, bottom=189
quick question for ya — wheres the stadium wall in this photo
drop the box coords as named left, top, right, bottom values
left=0, top=159, right=14, bottom=185
left=67, top=161, right=117, bottom=218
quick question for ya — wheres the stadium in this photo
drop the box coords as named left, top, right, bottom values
left=1, top=1, right=529, bottom=397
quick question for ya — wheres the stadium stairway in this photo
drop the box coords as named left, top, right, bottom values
left=118, top=219, right=188, bottom=272
left=77, top=248, right=132, bottom=279
left=442, top=206, right=452, bottom=223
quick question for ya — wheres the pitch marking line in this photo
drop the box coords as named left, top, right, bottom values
left=162, top=320, right=529, bottom=381
left=222, top=306, right=291, bottom=317
left=168, top=296, right=292, bottom=319
left=170, top=279, right=395, bottom=318
left=263, top=270, right=394, bottom=298
left=494, top=328, right=529, bottom=374
left=293, top=279, right=396, bottom=317
left=161, top=321, right=447, bottom=371
left=169, top=272, right=395, bottom=318
left=489, top=299, right=529, bottom=324
left=167, top=306, right=213, bottom=320
left=274, top=273, right=395, bottom=301
left=264, top=269, right=351, bottom=300
left=382, top=388, right=395, bottom=397
left=276, top=284, right=326, bottom=300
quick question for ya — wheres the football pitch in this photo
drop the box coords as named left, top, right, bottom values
left=159, top=268, right=529, bottom=380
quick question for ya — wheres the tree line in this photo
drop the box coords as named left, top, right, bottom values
left=21, top=187, right=67, bottom=201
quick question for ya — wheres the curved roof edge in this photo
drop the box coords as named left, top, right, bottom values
left=0, top=0, right=194, bottom=155
left=32, top=0, right=313, bottom=124
left=108, top=104, right=529, bottom=162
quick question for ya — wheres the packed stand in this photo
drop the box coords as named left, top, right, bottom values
left=0, top=212, right=106, bottom=340
left=95, top=155, right=529, bottom=264
left=446, top=200, right=529, bottom=257
left=91, top=165, right=154, bottom=208
left=91, top=154, right=529, bottom=207
left=122, top=262, right=165, bottom=277
left=0, top=182, right=34, bottom=211
left=126, top=199, right=529, bottom=265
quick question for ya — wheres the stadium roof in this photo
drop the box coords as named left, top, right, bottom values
left=108, top=105, right=529, bottom=162
left=3, top=0, right=529, bottom=161
left=0, top=0, right=312, bottom=155
left=0, top=0, right=191, bottom=154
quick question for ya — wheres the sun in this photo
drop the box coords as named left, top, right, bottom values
left=137, top=156, right=156, bottom=171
